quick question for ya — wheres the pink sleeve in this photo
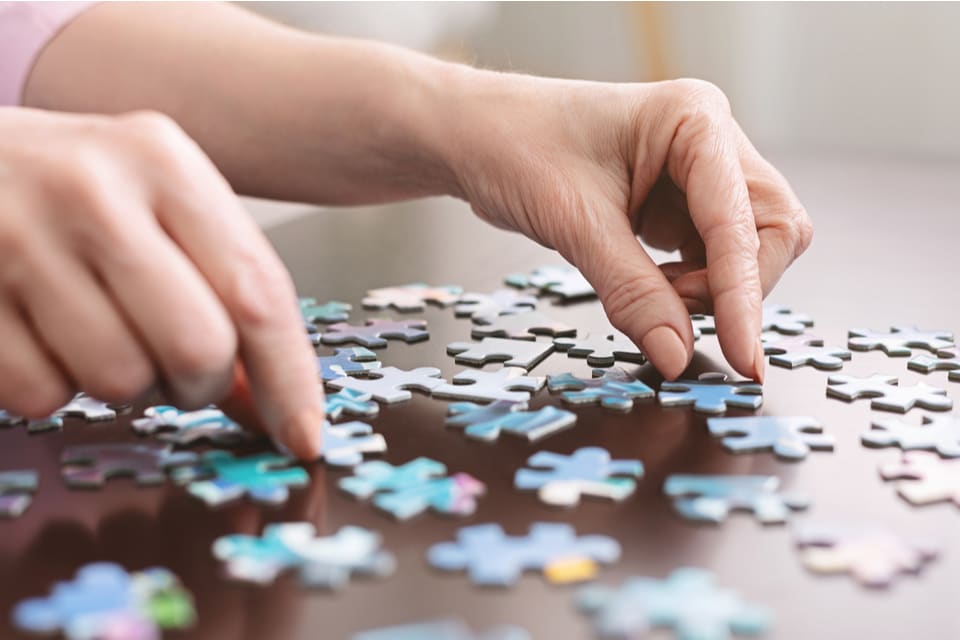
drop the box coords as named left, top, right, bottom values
left=0, top=2, right=96, bottom=106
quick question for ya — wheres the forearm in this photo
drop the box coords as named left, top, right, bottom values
left=24, top=2, right=465, bottom=204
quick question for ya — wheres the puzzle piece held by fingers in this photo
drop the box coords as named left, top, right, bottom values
left=707, top=416, right=834, bottom=460
left=690, top=314, right=716, bottom=340
left=552, top=333, right=645, bottom=367
left=826, top=374, right=952, bottom=413
left=762, top=333, right=851, bottom=370
left=447, top=338, right=554, bottom=370
left=300, top=297, right=352, bottom=324
left=908, top=346, right=960, bottom=381
left=329, top=366, right=446, bottom=403
left=659, top=373, right=763, bottom=414
left=339, top=457, right=485, bottom=520
left=762, top=304, right=813, bottom=335
left=861, top=413, right=960, bottom=457
left=0, top=470, right=38, bottom=518
left=354, top=618, right=531, bottom=640
left=433, top=368, right=545, bottom=403
left=793, top=523, right=938, bottom=588
left=325, top=390, right=380, bottom=421
left=321, top=319, right=429, bottom=348
left=445, top=401, right=577, bottom=442
left=879, top=451, right=960, bottom=507
left=514, top=447, right=643, bottom=507
left=320, top=420, right=386, bottom=467
left=317, top=347, right=382, bottom=382
left=664, top=474, right=808, bottom=524
left=172, top=450, right=309, bottom=506
left=848, top=325, right=954, bottom=356
left=547, top=368, right=654, bottom=411
left=505, top=265, right=596, bottom=299
left=363, top=283, right=462, bottom=312
left=454, top=289, right=538, bottom=324
left=61, top=443, right=197, bottom=488
left=213, top=523, right=396, bottom=589
left=132, top=405, right=251, bottom=446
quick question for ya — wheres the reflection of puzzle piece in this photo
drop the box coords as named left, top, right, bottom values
left=707, top=416, right=834, bottom=460
left=172, top=451, right=308, bottom=506
left=363, top=283, right=462, bottom=312
left=0, top=470, right=38, bottom=518
left=12, top=562, right=195, bottom=640
left=660, top=373, right=763, bottom=414
left=447, top=337, right=554, bottom=370
left=354, top=618, right=530, bottom=640
left=213, top=523, right=395, bottom=589
left=321, top=319, right=429, bottom=348
left=61, top=443, right=197, bottom=488
left=0, top=410, right=62, bottom=434
left=908, top=346, right=960, bottom=381
left=848, top=325, right=953, bottom=356
left=547, top=367, right=654, bottom=411
left=862, top=413, right=960, bottom=457
left=762, top=304, right=813, bottom=335
left=794, top=523, right=938, bottom=588
left=514, top=447, right=643, bottom=507
left=454, top=289, right=538, bottom=324
left=427, top=522, right=620, bottom=586
left=664, top=474, right=808, bottom=524
left=762, top=333, right=851, bottom=370
left=445, top=401, right=577, bottom=442
left=880, top=451, right=960, bottom=507
left=471, top=310, right=576, bottom=341
left=578, top=568, right=772, bottom=640
left=326, top=390, right=380, bottom=421
left=317, top=347, right=382, bottom=382
left=691, top=314, right=716, bottom=340
left=132, top=405, right=250, bottom=446
left=826, top=374, right=952, bottom=413
left=320, top=420, right=386, bottom=468
left=329, top=366, right=445, bottom=403
left=300, top=297, right=351, bottom=324
left=339, top=458, right=485, bottom=520
left=553, top=333, right=645, bottom=367
left=506, top=265, right=595, bottom=299
left=433, top=368, right=544, bottom=403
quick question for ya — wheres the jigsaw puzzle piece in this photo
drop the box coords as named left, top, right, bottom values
left=793, top=523, right=938, bottom=588
left=354, top=618, right=530, bottom=640
left=861, top=413, right=960, bottom=457
left=325, top=390, right=380, bottom=421
left=552, top=333, right=645, bottom=367
left=514, top=447, right=643, bottom=507
left=447, top=337, right=554, bottom=370
left=0, top=410, right=63, bottom=434
left=427, top=522, right=620, bottom=586
left=762, top=333, right=851, bottom=370
left=908, top=346, right=960, bottom=381
left=317, top=347, right=382, bottom=382
left=826, top=374, right=952, bottom=413
left=0, top=470, right=37, bottom=518
left=761, top=304, right=813, bottom=335
left=470, top=310, right=576, bottom=341
left=319, top=420, right=386, bottom=467
left=690, top=314, right=716, bottom=340
left=0, top=393, right=124, bottom=434
left=433, top=367, right=545, bottom=403
left=445, top=401, right=577, bottom=442
left=578, top=568, right=772, bottom=640
left=848, top=325, right=954, bottom=356
left=454, top=289, right=538, bottom=324
left=300, top=297, right=352, bottom=324
left=329, top=366, right=446, bottom=403
left=339, top=458, right=485, bottom=520
left=61, top=443, right=197, bottom=488
left=505, top=265, right=596, bottom=299
left=172, top=451, right=309, bottom=506
left=363, top=283, right=463, bottom=312
left=321, top=319, right=429, bottom=348
left=659, top=373, right=763, bottom=414
left=132, top=405, right=250, bottom=446
left=879, top=451, right=960, bottom=507
left=213, top=523, right=396, bottom=589
left=707, top=416, right=834, bottom=460
left=664, top=474, right=808, bottom=524
left=547, top=367, right=654, bottom=411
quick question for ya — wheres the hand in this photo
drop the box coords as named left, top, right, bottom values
left=0, top=108, right=323, bottom=457
left=442, top=73, right=813, bottom=381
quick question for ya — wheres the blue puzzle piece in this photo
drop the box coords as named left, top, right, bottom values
left=578, top=568, right=772, bottom=640
left=427, top=522, right=620, bottom=586
left=354, top=618, right=530, bottom=640
left=547, top=368, right=654, bottom=411
left=317, top=347, right=382, bottom=382
left=300, top=298, right=352, bottom=324
left=514, top=447, right=643, bottom=507
left=171, top=450, right=309, bottom=506
left=339, top=458, right=485, bottom=520
left=319, top=420, right=387, bottom=467
left=664, top=474, right=808, bottom=524
left=707, top=416, right=834, bottom=460
left=445, top=401, right=577, bottom=442
left=659, top=373, right=763, bottom=414
left=132, top=405, right=250, bottom=446
left=326, top=389, right=380, bottom=421
left=213, top=523, right=396, bottom=589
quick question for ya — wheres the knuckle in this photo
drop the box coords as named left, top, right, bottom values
left=790, top=206, right=814, bottom=255
left=670, top=78, right=731, bottom=114
left=113, top=110, right=189, bottom=163
left=85, top=358, right=154, bottom=404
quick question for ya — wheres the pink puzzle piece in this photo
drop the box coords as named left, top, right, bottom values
left=880, top=451, right=960, bottom=507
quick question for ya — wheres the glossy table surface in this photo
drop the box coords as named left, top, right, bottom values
left=2, top=155, right=960, bottom=640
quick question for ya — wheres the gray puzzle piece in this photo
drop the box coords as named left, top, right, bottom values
left=321, top=319, right=429, bottom=348
left=908, top=346, right=960, bottom=381
left=762, top=333, right=851, bottom=370
left=317, top=347, right=382, bottom=382
left=826, top=374, right=952, bottom=413
left=762, top=304, right=813, bottom=335
left=553, top=333, right=645, bottom=367
left=433, top=368, right=544, bottom=403
left=848, top=325, right=954, bottom=356
left=454, top=289, right=538, bottom=323
left=691, top=314, right=716, bottom=341
left=506, top=265, right=596, bottom=299
left=61, top=443, right=197, bottom=487
left=862, top=414, right=960, bottom=457
left=447, top=338, right=554, bottom=370
left=471, top=310, right=576, bottom=341
left=328, top=367, right=445, bottom=403
left=659, top=373, right=763, bottom=414
left=664, top=474, right=809, bottom=524
left=445, top=401, right=577, bottom=442
left=707, top=416, right=834, bottom=460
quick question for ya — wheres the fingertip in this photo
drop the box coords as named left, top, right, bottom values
left=753, top=337, right=766, bottom=384
left=641, top=325, right=690, bottom=380
left=277, top=404, right=324, bottom=460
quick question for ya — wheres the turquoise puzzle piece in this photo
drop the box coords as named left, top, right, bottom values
left=664, top=474, right=808, bottom=524
left=659, top=373, right=763, bottom=414
left=354, top=618, right=530, bottom=640
left=317, top=347, right=382, bottom=382
left=172, top=450, right=309, bottom=506
left=707, top=416, right=834, bottom=460
left=514, top=447, right=643, bottom=507
left=325, top=390, right=380, bottom=421
left=132, top=405, right=250, bottom=446
left=547, top=368, right=654, bottom=411
left=300, top=297, right=352, bottom=324
left=319, top=420, right=386, bottom=467
left=445, top=400, right=577, bottom=442
left=578, top=568, right=772, bottom=640
left=339, top=457, right=485, bottom=520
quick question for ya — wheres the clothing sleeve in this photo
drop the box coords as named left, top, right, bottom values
left=0, top=2, right=96, bottom=106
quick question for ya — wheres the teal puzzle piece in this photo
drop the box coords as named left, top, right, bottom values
left=172, top=450, right=309, bottom=506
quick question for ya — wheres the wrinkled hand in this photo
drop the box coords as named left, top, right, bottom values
left=0, top=108, right=323, bottom=457
left=445, top=74, right=813, bottom=381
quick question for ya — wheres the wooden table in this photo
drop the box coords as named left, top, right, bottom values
left=2, top=155, right=959, bottom=639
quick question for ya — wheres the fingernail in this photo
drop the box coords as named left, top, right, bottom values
left=642, top=326, right=689, bottom=380
left=280, top=404, right=324, bottom=460
left=753, top=337, right=766, bottom=384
